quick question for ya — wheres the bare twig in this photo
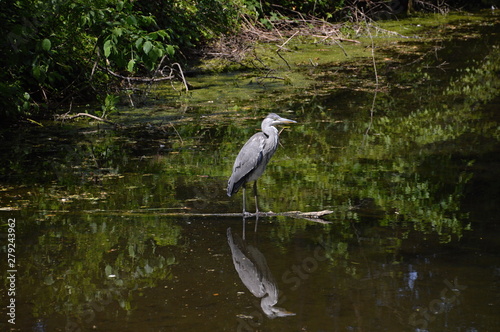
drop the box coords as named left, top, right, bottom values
left=364, top=16, right=379, bottom=138
left=312, top=36, right=360, bottom=44
left=172, top=63, right=189, bottom=92
left=366, top=22, right=379, bottom=88
left=58, top=112, right=121, bottom=127
left=277, top=30, right=299, bottom=51
left=98, top=65, right=175, bottom=82
left=333, top=39, right=348, bottom=57
left=169, top=122, right=184, bottom=145
left=276, top=30, right=299, bottom=69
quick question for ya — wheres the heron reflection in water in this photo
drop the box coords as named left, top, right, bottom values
left=227, top=227, right=295, bottom=318
left=227, top=113, right=297, bottom=215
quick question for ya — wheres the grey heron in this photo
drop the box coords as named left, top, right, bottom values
left=227, top=113, right=297, bottom=215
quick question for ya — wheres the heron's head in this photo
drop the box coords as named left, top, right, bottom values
left=264, top=113, right=297, bottom=127
left=260, top=293, right=296, bottom=318
left=261, top=302, right=296, bottom=318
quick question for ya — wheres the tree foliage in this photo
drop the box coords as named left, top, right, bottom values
left=0, top=0, right=242, bottom=121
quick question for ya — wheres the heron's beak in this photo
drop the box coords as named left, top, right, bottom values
left=276, top=117, right=297, bottom=124
left=269, top=307, right=296, bottom=318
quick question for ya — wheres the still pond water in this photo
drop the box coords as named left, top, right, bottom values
left=1, top=12, right=500, bottom=332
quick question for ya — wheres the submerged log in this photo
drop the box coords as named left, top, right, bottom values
left=153, top=209, right=334, bottom=224
left=79, top=208, right=334, bottom=224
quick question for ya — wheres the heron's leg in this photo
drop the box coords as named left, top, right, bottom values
left=242, top=216, right=246, bottom=240
left=242, top=184, right=246, bottom=215
left=253, top=181, right=259, bottom=214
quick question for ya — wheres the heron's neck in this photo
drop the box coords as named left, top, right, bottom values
left=262, top=125, right=278, bottom=138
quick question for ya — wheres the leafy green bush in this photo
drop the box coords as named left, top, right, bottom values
left=133, top=0, right=243, bottom=48
left=0, top=0, right=251, bottom=121
left=0, top=0, right=176, bottom=121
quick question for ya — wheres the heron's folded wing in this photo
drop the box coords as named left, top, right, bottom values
left=227, top=133, right=266, bottom=195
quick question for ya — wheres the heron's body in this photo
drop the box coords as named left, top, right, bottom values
left=227, top=129, right=278, bottom=196
left=227, top=113, right=296, bottom=214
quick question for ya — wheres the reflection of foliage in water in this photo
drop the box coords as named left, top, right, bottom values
left=277, top=29, right=498, bottom=245
left=367, top=45, right=500, bottom=236
left=16, top=214, right=180, bottom=325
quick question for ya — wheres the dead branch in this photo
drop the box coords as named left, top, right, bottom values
left=57, top=112, right=121, bottom=127
left=85, top=208, right=334, bottom=223
left=139, top=209, right=334, bottom=224
left=277, top=30, right=299, bottom=51
left=362, top=11, right=379, bottom=140
left=257, top=75, right=285, bottom=81
left=169, top=63, right=189, bottom=92
left=99, top=65, right=175, bottom=82
left=313, top=36, right=360, bottom=44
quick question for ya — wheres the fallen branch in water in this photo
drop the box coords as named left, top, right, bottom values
left=98, top=62, right=189, bottom=107
left=57, top=112, right=121, bottom=127
left=98, top=65, right=175, bottom=82
left=132, top=209, right=334, bottom=224
left=52, top=207, right=334, bottom=223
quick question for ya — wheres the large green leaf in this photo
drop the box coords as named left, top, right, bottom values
left=166, top=45, right=175, bottom=57
left=143, top=41, right=152, bottom=55
left=103, top=40, right=112, bottom=58
left=127, top=59, right=136, bottom=72
left=41, top=38, right=51, bottom=52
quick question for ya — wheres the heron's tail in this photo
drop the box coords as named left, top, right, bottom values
left=227, top=175, right=244, bottom=197
left=227, top=180, right=237, bottom=196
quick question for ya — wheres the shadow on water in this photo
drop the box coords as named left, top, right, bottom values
left=1, top=11, right=500, bottom=332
